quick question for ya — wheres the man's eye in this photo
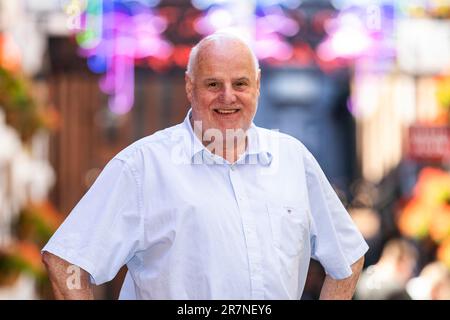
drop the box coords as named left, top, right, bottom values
left=208, top=83, right=218, bottom=88
left=235, top=82, right=248, bottom=87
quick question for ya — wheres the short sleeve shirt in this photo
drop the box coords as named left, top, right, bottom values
left=43, top=109, right=368, bottom=299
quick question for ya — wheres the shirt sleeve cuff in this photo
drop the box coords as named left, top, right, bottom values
left=41, top=243, right=103, bottom=285
left=323, top=241, right=369, bottom=280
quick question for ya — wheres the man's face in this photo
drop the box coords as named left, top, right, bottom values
left=185, top=39, right=260, bottom=136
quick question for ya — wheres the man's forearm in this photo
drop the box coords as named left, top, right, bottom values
left=319, top=256, right=364, bottom=300
left=42, top=251, right=94, bottom=300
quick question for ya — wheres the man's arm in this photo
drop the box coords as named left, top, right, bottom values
left=42, top=251, right=94, bottom=300
left=319, top=256, right=365, bottom=300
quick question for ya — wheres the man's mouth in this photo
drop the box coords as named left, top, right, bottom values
left=213, top=109, right=240, bottom=115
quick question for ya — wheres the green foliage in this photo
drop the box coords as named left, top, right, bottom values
left=0, top=67, right=46, bottom=140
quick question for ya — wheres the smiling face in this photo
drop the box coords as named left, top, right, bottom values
left=185, top=37, right=260, bottom=137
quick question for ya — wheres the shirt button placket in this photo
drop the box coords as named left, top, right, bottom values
left=229, top=165, right=264, bottom=299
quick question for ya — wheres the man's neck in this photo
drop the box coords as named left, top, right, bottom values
left=218, top=137, right=248, bottom=163
left=190, top=116, right=248, bottom=163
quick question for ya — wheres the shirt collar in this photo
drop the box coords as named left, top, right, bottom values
left=183, top=108, right=273, bottom=166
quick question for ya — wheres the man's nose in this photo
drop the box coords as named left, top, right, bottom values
left=220, top=84, right=237, bottom=104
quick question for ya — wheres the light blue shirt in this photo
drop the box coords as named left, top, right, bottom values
left=43, top=109, right=368, bottom=299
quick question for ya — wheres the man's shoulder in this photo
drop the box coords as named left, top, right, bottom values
left=113, top=122, right=186, bottom=163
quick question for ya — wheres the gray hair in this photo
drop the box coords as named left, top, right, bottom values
left=186, top=31, right=260, bottom=79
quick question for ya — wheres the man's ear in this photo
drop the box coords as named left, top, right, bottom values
left=185, top=73, right=193, bottom=102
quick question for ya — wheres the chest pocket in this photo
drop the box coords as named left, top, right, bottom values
left=267, top=204, right=310, bottom=257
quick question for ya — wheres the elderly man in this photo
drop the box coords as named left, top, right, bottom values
left=42, top=32, right=368, bottom=300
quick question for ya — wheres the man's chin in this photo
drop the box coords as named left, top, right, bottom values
left=193, top=118, right=251, bottom=137
left=217, top=124, right=249, bottom=134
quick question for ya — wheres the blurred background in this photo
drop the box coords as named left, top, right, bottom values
left=0, top=0, right=449, bottom=300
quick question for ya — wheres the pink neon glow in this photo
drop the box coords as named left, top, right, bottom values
left=77, top=4, right=172, bottom=115
left=254, top=35, right=293, bottom=61
left=100, top=70, right=115, bottom=94
left=332, top=28, right=371, bottom=56
left=194, top=8, right=234, bottom=35
left=193, top=16, right=214, bottom=35
left=115, top=37, right=137, bottom=57
left=258, top=6, right=299, bottom=37
left=317, top=10, right=374, bottom=61
left=262, top=14, right=300, bottom=36
left=109, top=92, right=134, bottom=115
left=109, top=56, right=134, bottom=115
left=318, top=27, right=372, bottom=60
left=133, top=14, right=168, bottom=35
left=208, top=9, right=233, bottom=29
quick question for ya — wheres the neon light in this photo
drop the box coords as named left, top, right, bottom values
left=192, top=0, right=302, bottom=62
left=74, top=0, right=170, bottom=115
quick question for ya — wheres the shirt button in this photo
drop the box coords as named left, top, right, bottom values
left=230, top=165, right=236, bottom=171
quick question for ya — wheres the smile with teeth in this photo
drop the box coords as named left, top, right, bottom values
left=214, top=109, right=240, bottom=114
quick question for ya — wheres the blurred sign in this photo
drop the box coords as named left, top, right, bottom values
left=397, top=19, right=450, bottom=75
left=408, top=125, right=450, bottom=162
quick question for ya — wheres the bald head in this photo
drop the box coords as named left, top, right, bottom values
left=186, top=32, right=260, bottom=80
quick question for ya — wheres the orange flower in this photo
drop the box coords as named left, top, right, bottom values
left=398, top=168, right=450, bottom=242
left=414, top=167, right=450, bottom=207
left=25, top=200, right=64, bottom=232
left=429, top=205, right=450, bottom=243
left=437, top=237, right=450, bottom=269
left=38, top=105, right=60, bottom=131
left=8, top=241, right=46, bottom=276
left=398, top=198, right=432, bottom=239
